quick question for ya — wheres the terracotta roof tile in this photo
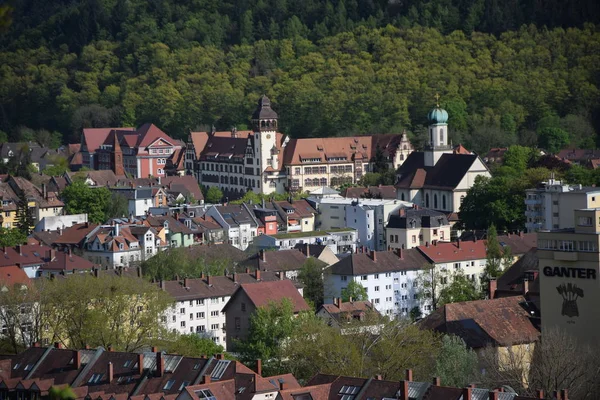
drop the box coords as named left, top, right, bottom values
left=330, top=249, right=429, bottom=275
left=229, top=280, right=310, bottom=313
left=82, top=128, right=135, bottom=154
left=53, top=223, right=99, bottom=246
left=0, top=266, right=30, bottom=287
left=419, top=296, right=540, bottom=348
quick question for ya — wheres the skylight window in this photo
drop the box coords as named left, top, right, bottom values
left=339, top=385, right=360, bottom=400
left=178, top=381, right=190, bottom=391
left=193, top=363, right=201, bottom=370
left=194, top=389, right=216, bottom=400
left=210, top=360, right=230, bottom=380
left=13, top=363, right=20, bottom=370
left=24, top=364, right=33, bottom=371
left=163, top=379, right=175, bottom=390
left=88, top=373, right=104, bottom=384
left=124, top=360, right=131, bottom=367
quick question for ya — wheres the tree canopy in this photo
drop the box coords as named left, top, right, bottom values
left=60, top=181, right=112, bottom=223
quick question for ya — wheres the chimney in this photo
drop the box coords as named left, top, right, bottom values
left=536, top=390, right=544, bottom=399
left=375, top=375, right=382, bottom=381
left=400, top=381, right=409, bottom=400
left=277, top=271, right=284, bottom=280
left=256, top=359, right=262, bottom=376
left=405, top=369, right=413, bottom=382
left=245, top=267, right=250, bottom=274
left=396, top=248, right=403, bottom=259
left=152, top=346, right=158, bottom=352
left=207, top=275, right=212, bottom=285
left=432, top=377, right=440, bottom=386
left=279, top=380, right=288, bottom=391
left=184, top=277, right=189, bottom=287
left=519, top=231, right=523, bottom=237
left=17, top=245, right=22, bottom=256
left=115, top=223, right=120, bottom=237
left=561, top=389, right=568, bottom=400
left=489, top=279, right=497, bottom=299
left=399, top=208, right=406, bottom=217
left=74, top=350, right=82, bottom=369
left=334, top=297, right=340, bottom=308
left=215, top=353, right=223, bottom=360
left=107, top=362, right=114, bottom=382
left=255, top=269, right=261, bottom=281
left=156, top=351, right=164, bottom=377
left=108, top=345, right=114, bottom=352
left=489, top=390, right=499, bottom=400
left=523, top=278, right=529, bottom=295
left=260, top=249, right=266, bottom=262
left=138, top=353, right=144, bottom=375
left=305, top=243, right=310, bottom=257
left=42, top=183, right=47, bottom=199
left=463, top=387, right=472, bottom=400
left=203, top=375, right=211, bottom=384
left=457, top=238, right=461, bottom=248
left=232, top=273, right=238, bottom=283
left=54, top=342, right=62, bottom=349
left=425, top=242, right=429, bottom=248
left=349, top=297, right=353, bottom=303
left=371, top=250, right=377, bottom=262
left=553, top=391, right=561, bottom=400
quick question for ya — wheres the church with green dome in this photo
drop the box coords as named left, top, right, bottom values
left=395, top=98, right=491, bottom=217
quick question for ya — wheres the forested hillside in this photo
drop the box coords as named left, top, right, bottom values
left=0, top=0, right=599, bottom=152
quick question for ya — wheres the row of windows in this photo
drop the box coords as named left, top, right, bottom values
left=149, top=148, right=173, bottom=155
left=203, top=163, right=244, bottom=173
left=538, top=240, right=598, bottom=252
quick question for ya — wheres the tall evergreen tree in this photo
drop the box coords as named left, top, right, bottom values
left=15, top=189, right=34, bottom=235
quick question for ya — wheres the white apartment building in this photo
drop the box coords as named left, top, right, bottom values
left=160, top=271, right=299, bottom=350
left=325, top=249, right=432, bottom=318
left=206, top=204, right=259, bottom=250
left=525, top=178, right=600, bottom=232
left=252, top=228, right=357, bottom=255
left=310, top=197, right=412, bottom=251
left=34, top=213, right=88, bottom=232
left=386, top=206, right=451, bottom=250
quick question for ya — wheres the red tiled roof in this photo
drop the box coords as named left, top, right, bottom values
left=82, top=128, right=135, bottom=153
left=320, top=300, right=374, bottom=316
left=453, top=144, right=471, bottom=154
left=0, top=266, right=30, bottom=287
left=160, top=176, right=204, bottom=201
left=419, top=296, right=540, bottom=348
left=417, top=240, right=487, bottom=263
left=53, top=223, right=99, bottom=245
left=236, top=280, right=310, bottom=313
left=136, top=123, right=177, bottom=148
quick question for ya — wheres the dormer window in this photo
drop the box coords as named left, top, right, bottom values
left=286, top=209, right=294, bottom=214
left=119, top=243, right=124, bottom=250
left=163, top=222, right=169, bottom=228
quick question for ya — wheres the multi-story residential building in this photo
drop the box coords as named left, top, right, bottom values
left=252, top=228, right=358, bottom=254
left=311, top=197, right=412, bottom=251
left=524, top=178, right=600, bottom=232
left=0, top=177, right=64, bottom=228
left=206, top=204, right=259, bottom=250
left=223, top=279, right=309, bottom=351
left=537, top=208, right=600, bottom=345
left=325, top=248, right=431, bottom=318
left=82, top=224, right=146, bottom=267
left=143, top=215, right=194, bottom=248
left=395, top=104, right=491, bottom=213
left=186, top=96, right=414, bottom=199
left=107, top=187, right=169, bottom=217
left=0, top=244, right=94, bottom=278
left=386, top=206, right=451, bottom=250
left=316, top=298, right=382, bottom=333
left=80, top=124, right=183, bottom=178
left=161, top=271, right=299, bottom=348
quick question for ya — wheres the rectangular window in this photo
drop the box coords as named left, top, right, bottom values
left=578, top=216, right=593, bottom=226
left=180, top=308, right=185, bottom=314
left=361, top=275, right=367, bottom=281
left=374, top=286, right=380, bottom=292
left=411, top=235, right=416, bottom=244
left=211, top=324, right=219, bottom=330
left=341, top=275, right=347, bottom=281
left=211, top=311, right=219, bottom=317
left=235, top=317, right=241, bottom=331
left=374, top=298, right=380, bottom=304
left=374, top=274, right=379, bottom=279
left=196, top=299, right=204, bottom=305
left=241, top=303, right=246, bottom=312
left=196, top=312, right=204, bottom=318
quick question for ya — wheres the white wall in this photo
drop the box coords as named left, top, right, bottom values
left=34, top=214, right=88, bottom=232
left=165, top=296, right=229, bottom=347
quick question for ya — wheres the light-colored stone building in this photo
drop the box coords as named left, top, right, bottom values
left=525, top=178, right=600, bottom=232
left=386, top=206, right=451, bottom=250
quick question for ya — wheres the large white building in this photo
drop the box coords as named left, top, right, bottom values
left=206, top=204, right=259, bottom=250
left=395, top=105, right=491, bottom=214
left=160, top=271, right=301, bottom=349
left=525, top=178, right=600, bottom=232
left=386, top=207, right=451, bottom=250
left=186, top=96, right=413, bottom=199
left=252, top=228, right=357, bottom=255
left=325, top=249, right=432, bottom=318
left=310, top=197, right=412, bottom=251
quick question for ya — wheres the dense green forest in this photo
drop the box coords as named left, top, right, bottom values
left=0, top=0, right=599, bottom=152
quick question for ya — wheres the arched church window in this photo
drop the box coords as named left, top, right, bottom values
left=403, top=145, right=407, bottom=150
left=425, top=194, right=430, bottom=207
left=440, top=129, right=444, bottom=143
left=261, top=121, right=265, bottom=127
left=434, top=194, right=438, bottom=209
left=442, top=195, right=446, bottom=210
left=400, top=154, right=404, bottom=160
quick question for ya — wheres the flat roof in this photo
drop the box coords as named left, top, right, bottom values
left=270, top=228, right=356, bottom=239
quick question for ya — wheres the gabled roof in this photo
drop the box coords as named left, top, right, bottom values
left=496, top=248, right=539, bottom=297
left=53, top=223, right=99, bottom=246
left=81, top=128, right=135, bottom=154
left=396, top=152, right=482, bottom=190
left=136, top=123, right=177, bottom=148
left=241, top=249, right=313, bottom=272
left=330, top=249, right=429, bottom=275
left=224, top=280, right=310, bottom=314
left=67, top=170, right=122, bottom=187
left=497, top=233, right=537, bottom=255
left=160, top=176, right=203, bottom=201
left=144, top=216, right=193, bottom=235
left=419, top=296, right=540, bottom=348
left=417, top=240, right=487, bottom=263
left=387, top=207, right=449, bottom=229
left=0, top=266, right=30, bottom=287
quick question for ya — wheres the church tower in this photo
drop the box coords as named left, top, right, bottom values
left=424, top=96, right=452, bottom=167
left=111, top=130, right=125, bottom=177
left=251, top=95, right=278, bottom=194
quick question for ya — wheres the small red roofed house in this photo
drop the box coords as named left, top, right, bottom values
left=223, top=279, right=310, bottom=351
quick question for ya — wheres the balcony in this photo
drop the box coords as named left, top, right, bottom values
left=525, top=199, right=542, bottom=205
left=525, top=210, right=542, bottom=217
